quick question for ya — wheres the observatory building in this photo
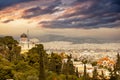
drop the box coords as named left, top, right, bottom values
left=19, top=33, right=39, bottom=53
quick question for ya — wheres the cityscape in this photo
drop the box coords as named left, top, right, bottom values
left=0, top=0, right=120, bottom=80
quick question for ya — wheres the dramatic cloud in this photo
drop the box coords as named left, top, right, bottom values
left=22, top=0, right=61, bottom=18
left=2, top=19, right=14, bottom=23
left=0, top=0, right=120, bottom=29
left=39, top=0, right=120, bottom=28
left=0, top=0, right=34, bottom=10
left=0, top=0, right=120, bottom=43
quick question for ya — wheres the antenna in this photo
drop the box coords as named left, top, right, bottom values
left=27, top=29, right=29, bottom=48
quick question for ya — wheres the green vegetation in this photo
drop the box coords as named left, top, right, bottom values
left=109, top=53, right=120, bottom=80
left=0, top=36, right=120, bottom=80
left=0, top=36, right=79, bottom=80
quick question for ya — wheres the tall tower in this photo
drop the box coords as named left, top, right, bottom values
left=27, top=29, right=29, bottom=48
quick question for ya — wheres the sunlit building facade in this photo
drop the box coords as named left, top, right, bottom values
left=19, top=33, right=39, bottom=53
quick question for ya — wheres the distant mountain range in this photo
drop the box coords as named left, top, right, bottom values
left=1, top=34, right=120, bottom=43
left=37, top=34, right=120, bottom=43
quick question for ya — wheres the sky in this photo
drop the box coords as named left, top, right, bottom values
left=0, top=0, right=120, bottom=42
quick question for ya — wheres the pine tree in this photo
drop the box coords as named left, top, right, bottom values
left=91, top=61, right=98, bottom=80
left=110, top=53, right=120, bottom=80
left=67, top=54, right=75, bottom=75
left=49, top=53, right=62, bottom=74
left=75, top=67, right=79, bottom=78
left=83, top=63, right=87, bottom=80
left=62, top=61, right=68, bottom=75
left=116, top=53, right=120, bottom=72
left=92, top=66, right=98, bottom=80
left=109, top=65, right=117, bottom=80
left=115, top=53, right=120, bottom=80
left=3, top=36, right=18, bottom=62
left=81, top=57, right=87, bottom=80
left=36, top=44, right=46, bottom=80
